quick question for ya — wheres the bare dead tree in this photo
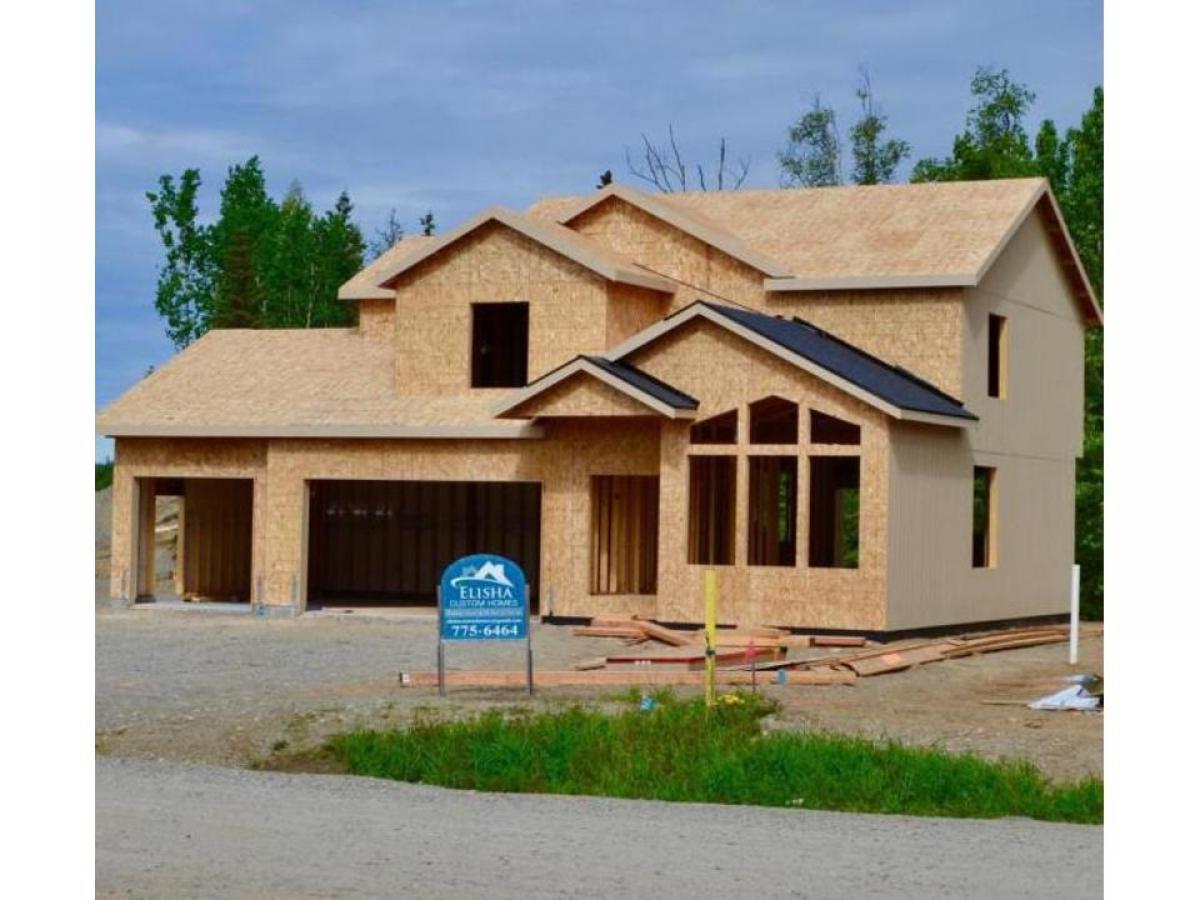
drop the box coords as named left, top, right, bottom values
left=625, top=126, right=750, bottom=192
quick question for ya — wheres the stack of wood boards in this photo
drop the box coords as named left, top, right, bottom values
left=743, top=625, right=1082, bottom=679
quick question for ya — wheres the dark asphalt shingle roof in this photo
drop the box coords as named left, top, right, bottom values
left=687, top=302, right=976, bottom=421
left=583, top=356, right=699, bottom=410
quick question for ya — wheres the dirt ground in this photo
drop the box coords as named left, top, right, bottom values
left=95, top=605, right=1102, bottom=782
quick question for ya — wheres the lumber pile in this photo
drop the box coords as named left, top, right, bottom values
left=757, top=625, right=1079, bottom=679
left=397, top=622, right=1089, bottom=691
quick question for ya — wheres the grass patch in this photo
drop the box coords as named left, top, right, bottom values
left=328, top=692, right=1101, bottom=824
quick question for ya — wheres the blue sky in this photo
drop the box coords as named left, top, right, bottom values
left=95, top=0, right=1102, bottom=460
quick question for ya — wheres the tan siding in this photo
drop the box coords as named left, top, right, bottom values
left=964, top=213, right=1087, bottom=458
left=887, top=422, right=1075, bottom=629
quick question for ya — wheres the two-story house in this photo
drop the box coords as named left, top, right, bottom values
left=98, top=177, right=1101, bottom=633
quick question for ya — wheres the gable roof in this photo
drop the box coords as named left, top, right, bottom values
left=538, top=183, right=793, bottom=278
left=493, top=355, right=698, bottom=420
left=530, top=179, right=1100, bottom=325
left=607, top=301, right=977, bottom=427
left=338, top=235, right=439, bottom=300
left=96, top=328, right=542, bottom=439
left=339, top=206, right=676, bottom=299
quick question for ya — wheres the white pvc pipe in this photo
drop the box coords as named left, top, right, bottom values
left=1069, top=564, right=1080, bottom=665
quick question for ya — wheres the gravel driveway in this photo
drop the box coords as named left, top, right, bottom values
left=97, top=756, right=1102, bottom=900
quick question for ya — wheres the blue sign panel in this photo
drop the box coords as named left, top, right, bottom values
left=439, top=554, right=528, bottom=641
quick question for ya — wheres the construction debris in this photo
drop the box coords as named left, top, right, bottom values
left=566, top=618, right=1090, bottom=685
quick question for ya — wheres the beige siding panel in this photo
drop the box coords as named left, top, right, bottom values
left=965, top=213, right=1087, bottom=459
left=886, top=422, right=1075, bottom=630
left=391, top=221, right=611, bottom=394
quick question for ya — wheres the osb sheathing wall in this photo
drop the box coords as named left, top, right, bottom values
left=763, top=289, right=967, bottom=398
left=108, top=439, right=268, bottom=601
left=567, top=196, right=966, bottom=396
left=506, top=373, right=662, bottom=419
left=886, top=212, right=1087, bottom=630
left=389, top=222, right=612, bottom=394
left=356, top=297, right=395, bottom=342
left=605, top=281, right=671, bottom=348
left=570, top=197, right=766, bottom=309
left=626, top=319, right=891, bottom=630
left=260, top=420, right=660, bottom=615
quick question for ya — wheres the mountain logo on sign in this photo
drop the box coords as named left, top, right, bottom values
left=450, top=560, right=514, bottom=588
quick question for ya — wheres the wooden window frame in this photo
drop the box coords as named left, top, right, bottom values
left=747, top=456, right=797, bottom=567
left=808, top=456, right=861, bottom=569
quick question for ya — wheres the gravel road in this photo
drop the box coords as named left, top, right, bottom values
left=97, top=756, right=1101, bottom=899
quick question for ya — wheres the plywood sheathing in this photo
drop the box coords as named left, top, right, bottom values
left=504, top=371, right=664, bottom=419
left=565, top=196, right=767, bottom=309
left=627, top=318, right=890, bottom=630
left=337, top=234, right=438, bottom=300
left=250, top=417, right=660, bottom=614
left=531, top=178, right=1051, bottom=287
left=356, top=297, right=395, bottom=341
left=110, top=439, right=267, bottom=603
left=390, top=221, right=614, bottom=395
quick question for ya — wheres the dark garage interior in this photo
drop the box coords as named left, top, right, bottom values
left=305, top=479, right=542, bottom=609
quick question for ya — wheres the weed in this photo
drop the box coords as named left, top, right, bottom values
left=327, top=692, right=1101, bottom=824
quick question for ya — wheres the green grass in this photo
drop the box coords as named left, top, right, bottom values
left=329, top=692, right=1101, bottom=824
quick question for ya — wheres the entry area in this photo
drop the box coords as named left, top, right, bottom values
left=305, top=480, right=542, bottom=609
left=132, top=477, right=254, bottom=602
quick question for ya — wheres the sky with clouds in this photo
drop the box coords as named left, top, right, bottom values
left=95, top=0, right=1102, bottom=459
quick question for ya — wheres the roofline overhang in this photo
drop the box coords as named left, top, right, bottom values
left=491, top=356, right=698, bottom=420
left=764, top=273, right=975, bottom=292
left=353, top=206, right=675, bottom=296
left=555, top=184, right=794, bottom=278
left=337, top=284, right=394, bottom=301
left=97, top=421, right=545, bottom=440
left=603, top=302, right=975, bottom=428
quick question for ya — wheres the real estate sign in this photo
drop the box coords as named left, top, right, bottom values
left=438, top=553, right=529, bottom=641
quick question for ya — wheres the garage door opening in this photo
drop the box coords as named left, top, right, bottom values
left=306, top=480, right=542, bottom=610
left=133, top=477, right=254, bottom=603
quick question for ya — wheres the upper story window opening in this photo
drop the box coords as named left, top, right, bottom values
left=472, top=302, right=529, bottom=388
